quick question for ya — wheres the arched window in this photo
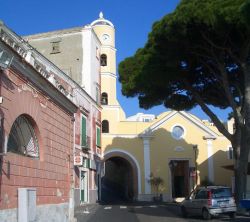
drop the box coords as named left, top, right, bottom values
left=7, top=115, right=39, bottom=158
left=101, top=92, right=108, bottom=105
left=102, top=120, right=109, bottom=133
left=100, top=54, right=107, bottom=66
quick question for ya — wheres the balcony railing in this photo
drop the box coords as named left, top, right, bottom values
left=81, top=136, right=91, bottom=151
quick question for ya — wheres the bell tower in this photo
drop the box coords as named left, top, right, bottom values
left=91, top=12, right=125, bottom=133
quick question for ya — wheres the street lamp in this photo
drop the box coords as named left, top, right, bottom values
left=193, top=145, right=198, bottom=187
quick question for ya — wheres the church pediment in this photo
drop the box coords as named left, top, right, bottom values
left=139, top=111, right=219, bottom=139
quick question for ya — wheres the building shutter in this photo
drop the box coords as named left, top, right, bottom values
left=81, top=116, right=86, bottom=147
left=83, top=159, right=90, bottom=168
left=96, top=127, right=101, bottom=147
left=87, top=159, right=90, bottom=168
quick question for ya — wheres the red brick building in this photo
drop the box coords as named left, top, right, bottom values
left=0, top=23, right=78, bottom=221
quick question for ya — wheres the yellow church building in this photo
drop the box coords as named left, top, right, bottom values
left=96, top=13, right=234, bottom=202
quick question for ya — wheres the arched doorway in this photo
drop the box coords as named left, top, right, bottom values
left=101, top=151, right=140, bottom=203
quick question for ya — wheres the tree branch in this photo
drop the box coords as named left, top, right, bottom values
left=201, top=32, right=228, bottom=51
left=211, top=50, right=243, bottom=126
left=183, top=79, right=233, bottom=141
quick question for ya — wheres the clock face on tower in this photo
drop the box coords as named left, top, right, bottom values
left=102, top=34, right=110, bottom=42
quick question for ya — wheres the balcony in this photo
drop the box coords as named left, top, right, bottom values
left=81, top=136, right=91, bottom=152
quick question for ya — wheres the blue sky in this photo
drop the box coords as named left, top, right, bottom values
left=1, top=0, right=230, bottom=121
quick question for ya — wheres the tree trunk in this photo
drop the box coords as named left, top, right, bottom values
left=234, top=128, right=249, bottom=205
left=235, top=62, right=250, bottom=205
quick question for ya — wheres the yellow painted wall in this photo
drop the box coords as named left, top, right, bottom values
left=212, top=137, right=234, bottom=186
left=92, top=25, right=115, bottom=47
left=101, top=76, right=118, bottom=106
left=100, top=48, right=116, bottom=74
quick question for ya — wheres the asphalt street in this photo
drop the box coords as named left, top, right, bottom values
left=74, top=202, right=250, bottom=222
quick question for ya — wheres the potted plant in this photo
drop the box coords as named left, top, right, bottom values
left=148, top=172, right=164, bottom=202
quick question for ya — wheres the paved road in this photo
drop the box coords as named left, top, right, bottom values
left=75, top=202, right=250, bottom=222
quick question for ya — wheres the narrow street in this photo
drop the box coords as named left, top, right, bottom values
left=75, top=202, right=250, bottom=222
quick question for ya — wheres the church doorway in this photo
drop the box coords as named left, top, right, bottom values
left=169, top=160, right=189, bottom=198
left=101, top=156, right=137, bottom=203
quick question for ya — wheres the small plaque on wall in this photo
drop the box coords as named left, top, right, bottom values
left=174, top=146, right=184, bottom=152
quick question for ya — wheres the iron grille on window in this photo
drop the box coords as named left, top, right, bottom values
left=7, top=115, right=39, bottom=158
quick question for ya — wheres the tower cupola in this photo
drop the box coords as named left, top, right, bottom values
left=90, top=12, right=114, bottom=28
left=91, top=12, right=115, bottom=47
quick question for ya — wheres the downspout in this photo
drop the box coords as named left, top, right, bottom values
left=69, top=114, right=76, bottom=222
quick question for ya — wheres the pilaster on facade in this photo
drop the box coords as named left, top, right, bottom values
left=142, top=136, right=152, bottom=194
left=203, top=135, right=216, bottom=183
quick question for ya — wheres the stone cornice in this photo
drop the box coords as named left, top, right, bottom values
left=5, top=44, right=77, bottom=114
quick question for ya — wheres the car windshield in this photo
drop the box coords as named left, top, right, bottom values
left=211, top=188, right=232, bottom=198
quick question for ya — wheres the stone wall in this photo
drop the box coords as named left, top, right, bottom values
left=0, top=203, right=69, bottom=222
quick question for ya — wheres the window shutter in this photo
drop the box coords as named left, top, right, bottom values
left=87, top=159, right=90, bottom=168
left=83, top=159, right=90, bottom=168
left=81, top=116, right=86, bottom=146
left=96, top=127, right=101, bottom=147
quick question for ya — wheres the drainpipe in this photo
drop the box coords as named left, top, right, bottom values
left=69, top=114, right=76, bottom=222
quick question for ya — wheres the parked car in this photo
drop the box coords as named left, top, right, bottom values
left=181, top=186, right=236, bottom=220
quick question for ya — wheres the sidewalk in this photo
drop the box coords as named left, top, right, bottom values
left=74, top=202, right=100, bottom=222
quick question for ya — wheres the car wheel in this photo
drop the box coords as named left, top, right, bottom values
left=229, top=212, right=236, bottom=219
left=202, top=209, right=211, bottom=220
left=181, top=206, right=188, bottom=218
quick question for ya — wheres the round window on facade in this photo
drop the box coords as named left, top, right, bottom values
left=172, top=125, right=185, bottom=140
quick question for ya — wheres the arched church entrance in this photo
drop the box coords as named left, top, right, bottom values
left=102, top=151, right=139, bottom=203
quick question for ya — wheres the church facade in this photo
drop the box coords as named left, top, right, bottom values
left=88, top=14, right=235, bottom=201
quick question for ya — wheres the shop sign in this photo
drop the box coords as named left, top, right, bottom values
left=74, top=155, right=83, bottom=166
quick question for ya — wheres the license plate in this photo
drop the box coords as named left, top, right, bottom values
left=219, top=201, right=228, bottom=207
